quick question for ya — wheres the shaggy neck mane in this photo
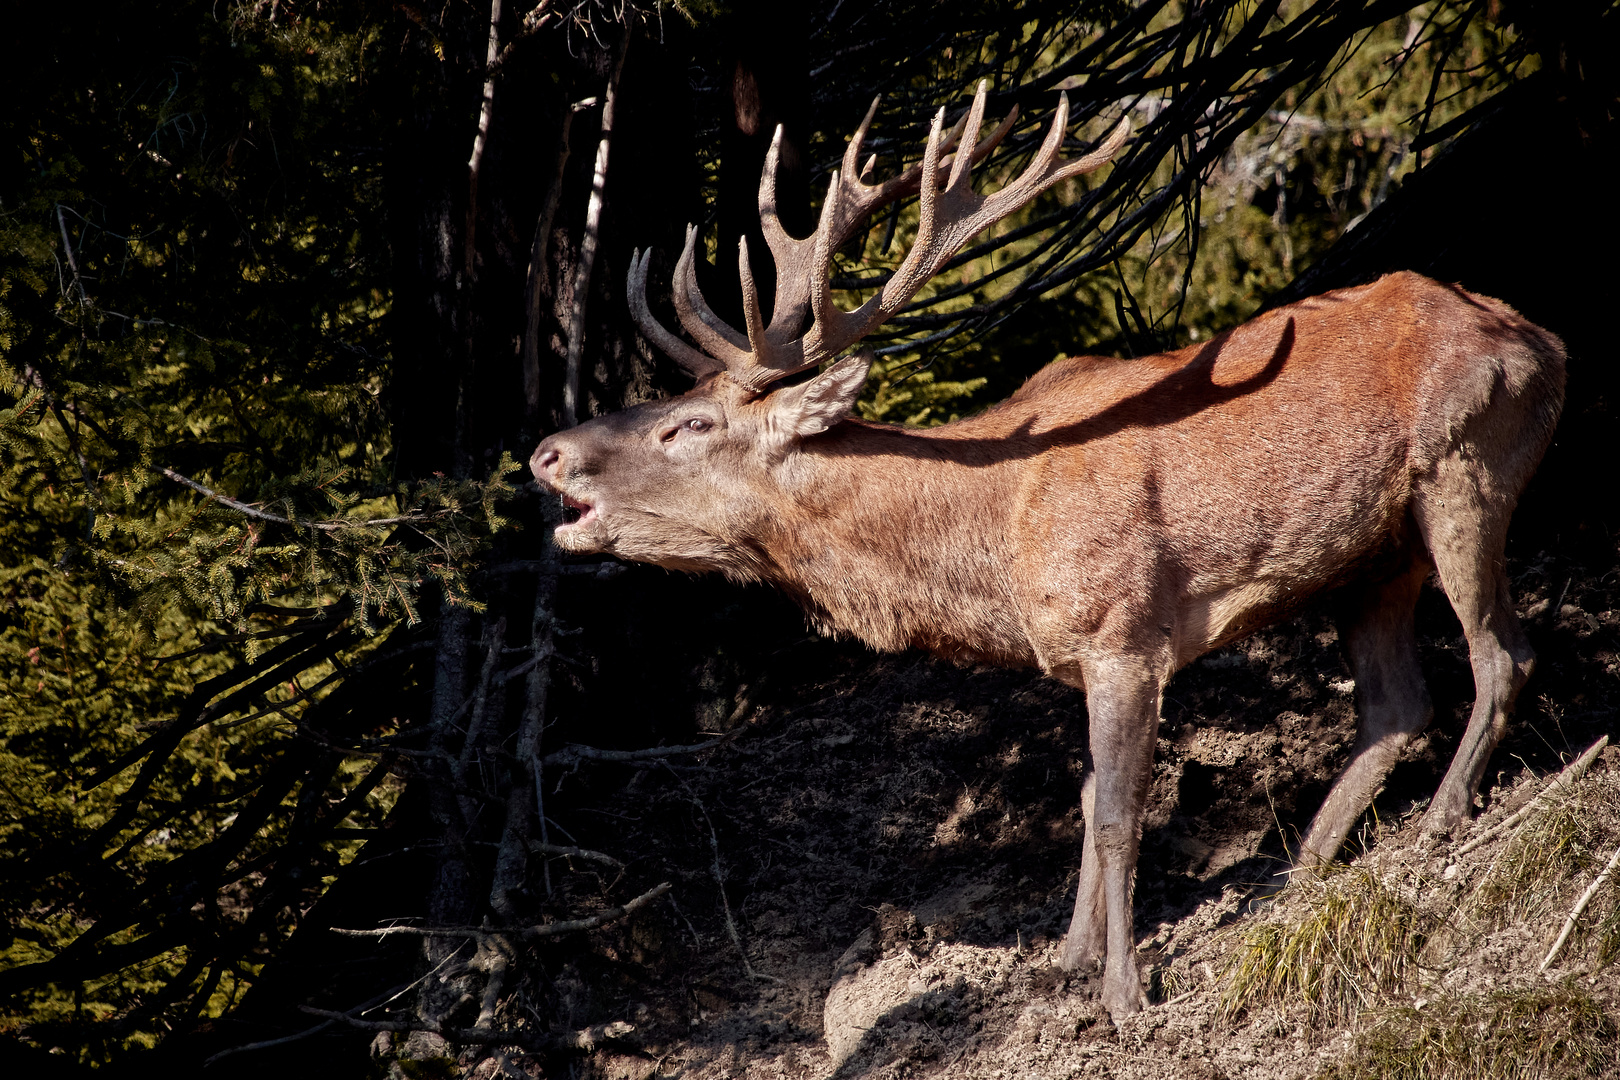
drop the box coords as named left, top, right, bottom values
left=745, top=416, right=1038, bottom=667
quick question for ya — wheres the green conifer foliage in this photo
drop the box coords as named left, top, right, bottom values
left=0, top=2, right=499, bottom=1057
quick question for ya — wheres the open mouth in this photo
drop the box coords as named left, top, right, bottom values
left=559, top=494, right=598, bottom=529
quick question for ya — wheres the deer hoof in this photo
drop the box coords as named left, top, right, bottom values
left=1422, top=787, right=1472, bottom=837
left=1101, top=959, right=1148, bottom=1022
left=1057, top=928, right=1103, bottom=974
left=1102, top=981, right=1148, bottom=1024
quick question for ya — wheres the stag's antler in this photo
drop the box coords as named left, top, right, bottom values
left=629, top=80, right=1130, bottom=390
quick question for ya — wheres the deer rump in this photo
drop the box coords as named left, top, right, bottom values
left=530, top=85, right=1566, bottom=1024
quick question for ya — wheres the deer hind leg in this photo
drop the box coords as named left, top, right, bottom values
left=1056, top=657, right=1161, bottom=1021
left=1415, top=459, right=1535, bottom=835
left=1296, top=547, right=1434, bottom=867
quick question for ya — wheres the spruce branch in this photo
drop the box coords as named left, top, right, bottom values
left=155, top=467, right=450, bottom=532
left=55, top=203, right=88, bottom=306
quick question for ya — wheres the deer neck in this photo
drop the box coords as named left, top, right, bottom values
left=747, top=419, right=1037, bottom=667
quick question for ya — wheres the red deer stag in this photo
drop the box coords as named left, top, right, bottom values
left=530, top=83, right=1565, bottom=1022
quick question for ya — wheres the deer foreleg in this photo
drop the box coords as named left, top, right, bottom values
left=1079, top=657, right=1161, bottom=1022
left=1059, top=771, right=1105, bottom=972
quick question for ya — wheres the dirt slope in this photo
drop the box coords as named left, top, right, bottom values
left=472, top=551, right=1620, bottom=1080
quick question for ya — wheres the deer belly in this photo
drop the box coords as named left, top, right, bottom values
left=1176, top=579, right=1309, bottom=664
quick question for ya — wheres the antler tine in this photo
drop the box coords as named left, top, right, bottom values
left=758, top=126, right=795, bottom=260
left=1053, top=108, right=1132, bottom=182
left=671, top=224, right=754, bottom=366
left=939, top=106, right=972, bottom=160
left=972, top=106, right=1019, bottom=171
left=980, top=97, right=1130, bottom=222
left=946, top=81, right=991, bottom=193
left=846, top=97, right=1015, bottom=227
left=755, top=126, right=820, bottom=344
left=766, top=168, right=859, bottom=387
left=915, top=107, right=949, bottom=257
left=840, top=97, right=882, bottom=187
left=627, top=248, right=726, bottom=377
left=737, top=235, right=775, bottom=367
left=791, top=108, right=955, bottom=371
left=1029, top=92, right=1072, bottom=180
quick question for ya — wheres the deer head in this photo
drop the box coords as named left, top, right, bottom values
left=530, top=82, right=1129, bottom=576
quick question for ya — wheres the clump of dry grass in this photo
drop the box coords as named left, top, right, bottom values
left=1221, top=864, right=1436, bottom=1021
left=1320, top=985, right=1617, bottom=1080
left=1470, top=797, right=1590, bottom=923
left=1157, top=959, right=1198, bottom=1001
left=1467, top=770, right=1620, bottom=967
left=1598, top=896, right=1620, bottom=968
left=1217, top=761, right=1620, bottom=1069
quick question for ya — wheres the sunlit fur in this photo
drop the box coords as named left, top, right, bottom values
left=533, top=271, right=1565, bottom=1021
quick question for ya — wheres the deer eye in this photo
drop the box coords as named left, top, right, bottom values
left=659, top=417, right=713, bottom=444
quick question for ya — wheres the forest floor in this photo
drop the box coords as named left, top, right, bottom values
left=470, top=547, right=1620, bottom=1080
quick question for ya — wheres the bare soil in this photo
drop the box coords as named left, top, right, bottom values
left=506, top=550, right=1620, bottom=1080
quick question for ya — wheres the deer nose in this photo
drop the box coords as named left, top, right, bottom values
left=530, top=442, right=563, bottom=485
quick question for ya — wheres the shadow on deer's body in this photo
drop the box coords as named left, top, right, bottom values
left=529, top=83, right=1565, bottom=1023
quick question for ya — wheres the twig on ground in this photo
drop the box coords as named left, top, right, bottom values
left=1546, top=577, right=1573, bottom=623
left=667, top=893, right=703, bottom=950
left=512, top=880, right=671, bottom=941
left=330, top=881, right=672, bottom=942
left=1454, top=735, right=1609, bottom=859
left=528, top=841, right=624, bottom=868
left=1540, top=842, right=1620, bottom=970
left=203, top=982, right=412, bottom=1066
left=666, top=767, right=782, bottom=983
left=472, top=934, right=516, bottom=1032
left=296, top=1007, right=633, bottom=1053
left=542, top=734, right=732, bottom=770
left=694, top=789, right=758, bottom=977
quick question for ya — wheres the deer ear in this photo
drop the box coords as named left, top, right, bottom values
left=767, top=351, right=872, bottom=443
